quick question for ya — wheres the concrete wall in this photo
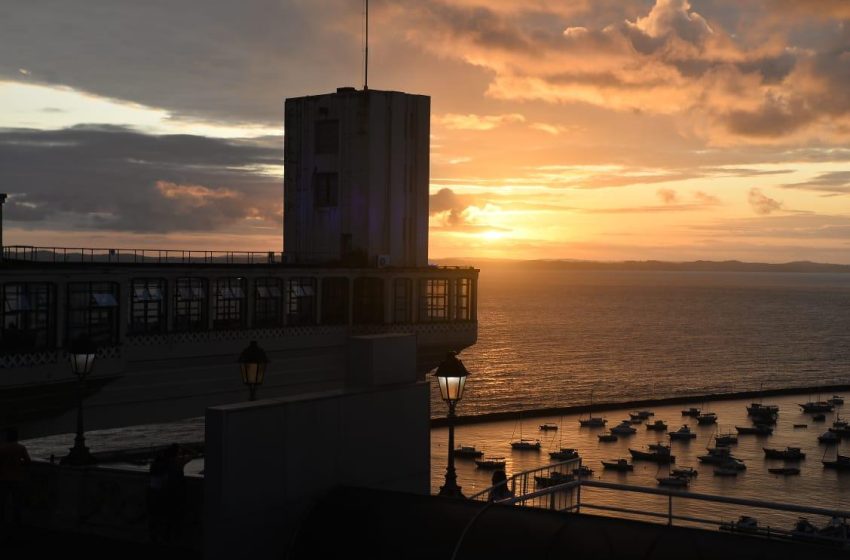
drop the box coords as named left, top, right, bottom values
left=284, top=88, right=430, bottom=267
left=22, top=461, right=203, bottom=548
left=204, top=382, right=430, bottom=560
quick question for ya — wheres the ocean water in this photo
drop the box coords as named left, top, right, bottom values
left=433, top=268, right=850, bottom=418
left=431, top=393, right=850, bottom=529
left=24, top=268, right=850, bottom=523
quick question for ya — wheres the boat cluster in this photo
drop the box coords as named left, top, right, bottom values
left=721, top=515, right=850, bottom=547
left=455, top=391, right=848, bottom=490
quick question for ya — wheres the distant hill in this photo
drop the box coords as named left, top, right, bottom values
left=433, top=258, right=850, bottom=273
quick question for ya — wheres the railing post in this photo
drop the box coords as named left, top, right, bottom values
left=576, top=482, right=582, bottom=514
left=668, top=493, right=673, bottom=526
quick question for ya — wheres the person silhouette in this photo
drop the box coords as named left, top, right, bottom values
left=0, top=427, right=31, bottom=533
left=487, top=469, right=514, bottom=502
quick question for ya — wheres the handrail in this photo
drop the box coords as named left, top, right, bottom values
left=468, top=457, right=581, bottom=502
left=502, top=479, right=850, bottom=520
left=2, top=245, right=477, bottom=270
left=466, top=476, right=850, bottom=545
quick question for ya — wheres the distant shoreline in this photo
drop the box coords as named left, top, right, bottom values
left=435, top=258, right=850, bottom=273
left=430, top=383, right=850, bottom=427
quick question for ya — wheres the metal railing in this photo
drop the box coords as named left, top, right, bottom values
left=468, top=458, right=581, bottom=508
left=2, top=245, right=478, bottom=270
left=468, top=470, right=850, bottom=548
left=3, top=245, right=281, bottom=265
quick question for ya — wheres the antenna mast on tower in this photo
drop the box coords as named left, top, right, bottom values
left=364, top=0, right=369, bottom=90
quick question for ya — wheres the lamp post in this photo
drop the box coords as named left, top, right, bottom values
left=61, top=335, right=97, bottom=466
left=434, top=351, right=469, bottom=498
left=238, top=340, right=269, bottom=401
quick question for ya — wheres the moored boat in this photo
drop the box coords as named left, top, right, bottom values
left=828, top=395, right=845, bottom=405
left=597, top=432, right=618, bottom=442
left=812, top=413, right=826, bottom=422
left=799, top=401, right=834, bottom=413
left=669, top=425, right=697, bottom=440
left=510, top=439, right=541, bottom=451
left=475, top=456, right=506, bottom=470
left=539, top=423, right=558, bottom=431
left=714, top=432, right=738, bottom=446
left=573, top=465, right=594, bottom=477
left=671, top=466, right=698, bottom=478
left=579, top=389, right=607, bottom=427
left=454, top=445, right=484, bottom=458
left=601, top=458, right=633, bottom=471
left=549, top=447, right=579, bottom=461
left=735, top=424, right=773, bottom=435
left=629, top=410, right=653, bottom=420
left=823, top=454, right=850, bottom=470
left=657, top=475, right=689, bottom=488
left=534, top=471, right=574, bottom=488
left=818, top=430, right=840, bottom=444
left=721, top=516, right=758, bottom=531
left=579, top=417, right=607, bottom=428
left=681, top=407, right=701, bottom=417
left=747, top=402, right=779, bottom=415
left=646, top=419, right=668, bottom=431
left=698, top=447, right=735, bottom=465
left=629, top=444, right=676, bottom=464
left=610, top=420, right=637, bottom=435
left=763, top=447, right=805, bottom=461
left=696, top=412, right=717, bottom=425
left=768, top=467, right=800, bottom=475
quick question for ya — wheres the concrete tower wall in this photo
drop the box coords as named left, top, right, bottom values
left=284, top=88, right=429, bottom=267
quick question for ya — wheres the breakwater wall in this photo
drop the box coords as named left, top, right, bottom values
left=430, top=383, right=850, bottom=428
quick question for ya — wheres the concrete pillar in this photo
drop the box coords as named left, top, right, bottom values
left=470, top=275, right=478, bottom=322
left=448, top=277, right=456, bottom=322
left=383, top=277, right=393, bottom=324
left=0, top=193, right=7, bottom=263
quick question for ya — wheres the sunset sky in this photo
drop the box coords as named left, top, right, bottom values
left=2, top=0, right=850, bottom=262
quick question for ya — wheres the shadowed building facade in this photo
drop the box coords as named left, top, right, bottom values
left=284, top=87, right=430, bottom=267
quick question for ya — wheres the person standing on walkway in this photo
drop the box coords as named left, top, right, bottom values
left=0, top=427, right=32, bottom=534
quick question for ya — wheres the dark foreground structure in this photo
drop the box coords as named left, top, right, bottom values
left=292, top=486, right=850, bottom=560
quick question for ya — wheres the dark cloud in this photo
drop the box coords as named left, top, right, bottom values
left=0, top=126, right=282, bottom=233
left=689, top=212, right=850, bottom=240
left=748, top=188, right=783, bottom=215
left=429, top=188, right=474, bottom=226
left=0, top=0, right=362, bottom=124
left=781, top=171, right=850, bottom=195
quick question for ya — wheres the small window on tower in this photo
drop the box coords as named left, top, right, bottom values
left=315, top=120, right=339, bottom=154
left=314, top=172, right=339, bottom=208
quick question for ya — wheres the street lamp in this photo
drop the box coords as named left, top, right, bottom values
left=61, top=335, right=97, bottom=466
left=434, top=351, right=469, bottom=498
left=238, top=340, right=269, bottom=401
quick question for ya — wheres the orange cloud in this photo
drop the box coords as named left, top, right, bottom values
left=435, top=113, right=526, bottom=130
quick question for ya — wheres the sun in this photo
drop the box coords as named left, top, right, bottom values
left=480, top=230, right=506, bottom=242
